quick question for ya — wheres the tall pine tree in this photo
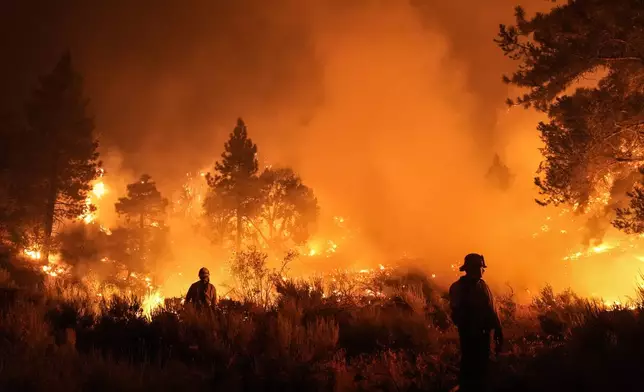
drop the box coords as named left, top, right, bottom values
left=205, top=118, right=260, bottom=251
left=25, top=52, right=101, bottom=260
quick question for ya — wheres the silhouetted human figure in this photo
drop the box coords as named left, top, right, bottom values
left=185, top=267, right=217, bottom=309
left=449, top=253, right=503, bottom=392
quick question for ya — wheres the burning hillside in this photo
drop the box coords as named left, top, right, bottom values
left=14, top=152, right=644, bottom=314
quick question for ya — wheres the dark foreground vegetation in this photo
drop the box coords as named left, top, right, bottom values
left=1, top=255, right=643, bottom=392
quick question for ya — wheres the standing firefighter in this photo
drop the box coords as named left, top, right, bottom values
left=449, top=253, right=503, bottom=392
left=185, top=267, right=217, bottom=309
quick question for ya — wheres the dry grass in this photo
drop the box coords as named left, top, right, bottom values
left=0, top=265, right=643, bottom=391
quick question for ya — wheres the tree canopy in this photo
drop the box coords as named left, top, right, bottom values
left=254, top=167, right=319, bottom=249
left=205, top=118, right=260, bottom=251
left=116, top=174, right=168, bottom=229
left=497, top=0, right=644, bottom=232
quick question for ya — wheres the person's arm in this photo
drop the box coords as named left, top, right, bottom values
left=185, top=284, right=196, bottom=304
left=482, top=282, right=504, bottom=351
left=484, top=284, right=502, bottom=329
left=205, top=284, right=216, bottom=307
left=206, top=285, right=217, bottom=308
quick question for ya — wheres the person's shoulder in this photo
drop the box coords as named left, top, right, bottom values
left=478, top=279, right=490, bottom=287
left=449, top=278, right=463, bottom=292
left=477, top=279, right=493, bottom=293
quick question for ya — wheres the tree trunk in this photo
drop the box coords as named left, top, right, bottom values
left=236, top=208, right=242, bottom=252
left=42, top=177, right=58, bottom=262
left=139, top=213, right=146, bottom=269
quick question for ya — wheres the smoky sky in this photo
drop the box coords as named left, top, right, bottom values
left=2, top=0, right=573, bottom=282
left=0, top=0, right=548, bottom=177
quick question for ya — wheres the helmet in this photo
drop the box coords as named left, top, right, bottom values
left=198, top=267, right=210, bottom=279
left=459, top=253, right=486, bottom=271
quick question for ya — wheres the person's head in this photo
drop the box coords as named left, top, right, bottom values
left=198, top=267, right=210, bottom=283
left=459, top=253, right=486, bottom=279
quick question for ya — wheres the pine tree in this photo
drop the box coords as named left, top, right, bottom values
left=24, top=52, right=101, bottom=260
left=115, top=174, right=169, bottom=274
left=205, top=118, right=260, bottom=251
left=116, top=174, right=168, bottom=229
left=497, top=0, right=644, bottom=232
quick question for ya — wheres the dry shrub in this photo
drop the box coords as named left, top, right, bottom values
left=327, top=270, right=366, bottom=302
left=0, top=299, right=51, bottom=349
left=275, top=278, right=325, bottom=311
left=531, top=285, right=589, bottom=338
left=497, top=284, right=518, bottom=325
left=0, top=267, right=16, bottom=288
left=227, top=247, right=295, bottom=308
left=350, top=349, right=456, bottom=392
left=272, top=313, right=339, bottom=362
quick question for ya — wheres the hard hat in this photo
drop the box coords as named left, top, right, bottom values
left=198, top=267, right=210, bottom=278
left=459, top=253, right=487, bottom=271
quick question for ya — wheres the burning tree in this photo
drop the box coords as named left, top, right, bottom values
left=8, top=52, right=101, bottom=259
left=205, top=118, right=260, bottom=251
left=115, top=174, right=169, bottom=274
left=252, top=167, right=319, bottom=250
left=497, top=0, right=644, bottom=232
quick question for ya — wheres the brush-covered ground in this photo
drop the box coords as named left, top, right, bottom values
left=1, top=255, right=643, bottom=392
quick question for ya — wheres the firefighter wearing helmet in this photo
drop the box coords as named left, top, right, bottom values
left=185, top=267, right=217, bottom=309
left=449, top=253, right=503, bottom=392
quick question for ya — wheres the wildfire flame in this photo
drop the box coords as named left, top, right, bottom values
left=23, top=248, right=42, bottom=260
left=142, top=288, right=164, bottom=320
left=81, top=172, right=107, bottom=224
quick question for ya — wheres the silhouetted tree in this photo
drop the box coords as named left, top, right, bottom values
left=22, top=52, right=101, bottom=259
left=203, top=191, right=235, bottom=246
left=497, top=0, right=644, bottom=231
left=0, top=117, right=25, bottom=247
left=486, top=154, right=514, bottom=191
left=205, top=118, right=260, bottom=251
left=115, top=174, right=169, bottom=274
left=252, top=167, right=319, bottom=249
left=57, top=223, right=107, bottom=267
left=116, top=174, right=168, bottom=229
